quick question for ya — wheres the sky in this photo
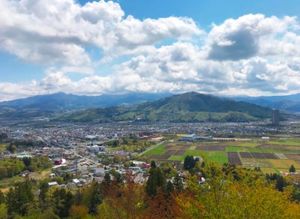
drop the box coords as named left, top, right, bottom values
left=0, top=0, right=300, bottom=100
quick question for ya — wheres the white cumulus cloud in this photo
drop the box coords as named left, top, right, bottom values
left=0, top=1, right=300, bottom=100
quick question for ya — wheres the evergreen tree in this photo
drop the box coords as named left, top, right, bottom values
left=183, top=155, right=196, bottom=170
left=151, top=160, right=157, bottom=168
left=39, top=181, right=49, bottom=210
left=74, top=190, right=83, bottom=205
left=146, top=162, right=166, bottom=196
left=289, top=164, right=296, bottom=173
left=6, top=180, right=34, bottom=216
left=52, top=188, right=74, bottom=218
left=0, top=191, right=5, bottom=204
left=166, top=181, right=174, bottom=195
left=275, top=175, right=287, bottom=192
left=22, top=157, right=32, bottom=169
left=104, top=173, right=111, bottom=185
left=173, top=174, right=183, bottom=192
left=88, top=182, right=103, bottom=214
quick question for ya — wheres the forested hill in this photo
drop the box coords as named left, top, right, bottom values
left=57, top=92, right=273, bottom=122
left=0, top=92, right=170, bottom=119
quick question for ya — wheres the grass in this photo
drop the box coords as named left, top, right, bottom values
left=184, top=150, right=204, bottom=157
left=267, top=159, right=300, bottom=170
left=168, top=155, right=184, bottom=161
left=29, top=169, right=51, bottom=181
left=182, top=150, right=228, bottom=165
left=168, top=150, right=228, bottom=165
left=226, top=146, right=249, bottom=152
left=230, top=141, right=260, bottom=147
left=261, top=168, right=280, bottom=174
left=202, top=151, right=228, bottom=165
left=240, top=158, right=300, bottom=173
left=225, top=145, right=293, bottom=154
left=143, top=144, right=166, bottom=156
left=268, top=138, right=300, bottom=146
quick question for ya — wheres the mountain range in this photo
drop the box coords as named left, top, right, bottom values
left=233, top=93, right=300, bottom=113
left=1, top=91, right=299, bottom=122
left=0, top=92, right=170, bottom=119
left=54, top=92, right=272, bottom=123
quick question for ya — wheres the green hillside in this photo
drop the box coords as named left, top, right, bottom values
left=56, top=92, right=272, bottom=122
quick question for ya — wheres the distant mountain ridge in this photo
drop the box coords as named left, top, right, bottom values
left=57, top=92, right=273, bottom=123
left=0, top=92, right=171, bottom=119
left=233, top=93, right=300, bottom=113
left=1, top=91, right=298, bottom=122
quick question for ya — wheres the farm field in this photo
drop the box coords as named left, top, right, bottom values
left=142, top=138, right=300, bottom=173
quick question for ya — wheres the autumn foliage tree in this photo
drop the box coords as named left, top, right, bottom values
left=98, top=174, right=145, bottom=219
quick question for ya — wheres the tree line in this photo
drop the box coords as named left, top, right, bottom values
left=0, top=156, right=52, bottom=180
left=0, top=159, right=299, bottom=218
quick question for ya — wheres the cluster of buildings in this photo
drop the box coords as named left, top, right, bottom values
left=0, top=119, right=299, bottom=189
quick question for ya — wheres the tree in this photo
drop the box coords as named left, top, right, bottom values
left=6, top=144, right=16, bottom=154
left=160, top=163, right=177, bottom=178
left=150, top=160, right=156, bottom=168
left=110, top=169, right=123, bottom=184
left=0, top=204, right=7, bottom=219
left=39, top=181, right=49, bottom=210
left=266, top=173, right=287, bottom=192
left=222, top=163, right=241, bottom=181
left=146, top=162, right=166, bottom=197
left=145, top=187, right=178, bottom=219
left=83, top=182, right=103, bottom=214
left=98, top=181, right=145, bottom=219
left=112, top=140, right=119, bottom=147
left=173, top=174, right=184, bottom=192
left=0, top=191, right=5, bottom=204
left=19, top=208, right=59, bottom=219
left=275, top=175, right=287, bottom=192
left=183, top=156, right=196, bottom=170
left=104, top=173, right=111, bottom=185
left=166, top=181, right=174, bottom=195
left=22, top=157, right=31, bottom=169
left=6, top=180, right=34, bottom=216
left=51, top=188, right=74, bottom=218
left=69, top=205, right=89, bottom=219
left=177, top=166, right=300, bottom=219
left=289, top=165, right=296, bottom=173
left=0, top=158, right=25, bottom=179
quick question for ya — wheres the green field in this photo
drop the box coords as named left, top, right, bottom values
left=202, top=151, right=228, bottom=164
left=168, top=151, right=228, bottom=165
left=143, top=144, right=166, bottom=156
left=143, top=138, right=300, bottom=173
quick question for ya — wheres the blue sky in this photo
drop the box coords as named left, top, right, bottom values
left=0, top=0, right=300, bottom=100
left=80, top=0, right=300, bottom=24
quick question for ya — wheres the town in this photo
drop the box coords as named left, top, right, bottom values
left=1, top=119, right=299, bottom=191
